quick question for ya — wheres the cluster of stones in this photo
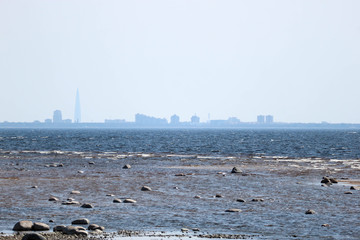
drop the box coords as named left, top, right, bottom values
left=13, top=218, right=105, bottom=239
left=48, top=192, right=94, bottom=208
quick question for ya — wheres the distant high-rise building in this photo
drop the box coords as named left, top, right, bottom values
left=53, top=110, right=62, bottom=123
left=74, top=89, right=81, bottom=123
left=266, top=115, right=274, bottom=124
left=257, top=115, right=265, bottom=123
left=170, top=114, right=180, bottom=125
left=191, top=115, right=200, bottom=124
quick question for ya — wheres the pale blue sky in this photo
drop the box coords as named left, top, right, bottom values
left=0, top=0, right=359, bottom=123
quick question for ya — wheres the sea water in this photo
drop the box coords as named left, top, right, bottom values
left=0, top=129, right=359, bottom=239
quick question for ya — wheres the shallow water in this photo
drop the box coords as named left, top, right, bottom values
left=0, top=129, right=359, bottom=239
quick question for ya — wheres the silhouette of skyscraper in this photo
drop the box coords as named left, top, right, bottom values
left=74, top=89, right=81, bottom=123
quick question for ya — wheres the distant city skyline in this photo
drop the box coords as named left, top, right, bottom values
left=1, top=1, right=359, bottom=124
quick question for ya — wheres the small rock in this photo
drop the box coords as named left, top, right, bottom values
left=81, top=203, right=94, bottom=208
left=62, top=201, right=80, bottom=205
left=321, top=177, right=331, bottom=184
left=32, top=222, right=50, bottom=231
left=225, top=209, right=242, bottom=212
left=231, top=167, right=242, bottom=174
left=49, top=220, right=54, bottom=223
left=123, top=199, right=137, bottom=203
left=181, top=228, right=189, bottom=232
left=141, top=186, right=152, bottom=191
left=305, top=209, right=316, bottom=214
left=77, top=170, right=84, bottom=174
left=175, top=173, right=186, bottom=176
left=173, top=187, right=179, bottom=189
left=236, top=198, right=246, bottom=202
left=21, top=233, right=46, bottom=240
left=31, top=186, right=38, bottom=189
left=123, top=164, right=131, bottom=169
left=344, top=191, right=353, bottom=194
left=251, top=198, right=264, bottom=202
left=48, top=196, right=59, bottom=201
left=350, top=186, right=358, bottom=190
left=329, top=178, right=338, bottom=183
left=215, top=194, right=223, bottom=198
left=321, top=224, right=330, bottom=227
left=70, top=190, right=81, bottom=194
left=88, top=161, right=95, bottom=165
left=113, top=198, right=122, bottom=203
left=71, top=218, right=90, bottom=225
left=192, top=228, right=200, bottom=232
left=13, top=221, right=33, bottom=231
left=194, top=195, right=201, bottom=199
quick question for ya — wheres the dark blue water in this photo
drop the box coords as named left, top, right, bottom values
left=0, top=129, right=359, bottom=159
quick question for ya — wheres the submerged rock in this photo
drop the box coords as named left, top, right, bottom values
left=225, top=209, right=242, bottom=212
left=251, top=198, right=264, bottom=202
left=13, top=221, right=33, bottom=231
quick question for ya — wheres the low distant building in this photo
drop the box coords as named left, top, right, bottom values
left=257, top=115, right=265, bottom=124
left=266, top=115, right=274, bottom=124
left=135, top=114, right=167, bottom=126
left=191, top=115, right=200, bottom=124
left=170, top=115, right=180, bottom=125
left=44, top=119, right=52, bottom=124
left=105, top=119, right=126, bottom=124
left=53, top=110, right=62, bottom=123
left=228, top=117, right=241, bottom=125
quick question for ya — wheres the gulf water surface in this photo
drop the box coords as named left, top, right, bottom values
left=0, top=129, right=359, bottom=239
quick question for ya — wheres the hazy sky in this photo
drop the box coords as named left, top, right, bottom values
left=1, top=0, right=359, bottom=123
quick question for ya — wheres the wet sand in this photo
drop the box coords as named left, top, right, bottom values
left=0, top=151, right=360, bottom=239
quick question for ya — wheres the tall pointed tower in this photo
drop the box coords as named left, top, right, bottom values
left=74, top=89, right=81, bottom=123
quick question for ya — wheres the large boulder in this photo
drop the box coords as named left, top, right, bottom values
left=13, top=221, right=33, bottom=231
left=21, top=233, right=46, bottom=240
left=32, top=222, right=50, bottom=231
